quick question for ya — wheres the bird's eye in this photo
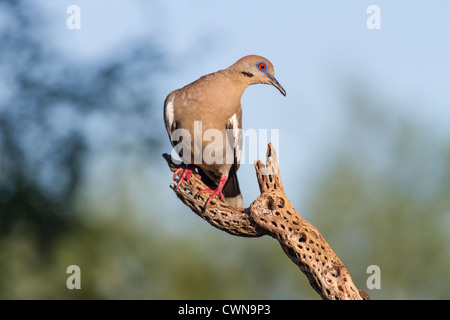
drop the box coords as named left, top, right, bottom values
left=258, top=62, right=267, bottom=71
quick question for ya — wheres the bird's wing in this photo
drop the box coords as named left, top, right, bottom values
left=163, top=90, right=177, bottom=141
left=225, top=109, right=243, bottom=171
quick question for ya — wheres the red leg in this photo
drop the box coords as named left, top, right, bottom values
left=173, top=164, right=201, bottom=189
left=197, top=174, right=227, bottom=206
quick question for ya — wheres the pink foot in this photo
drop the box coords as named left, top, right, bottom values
left=197, top=175, right=227, bottom=206
left=173, top=165, right=201, bottom=189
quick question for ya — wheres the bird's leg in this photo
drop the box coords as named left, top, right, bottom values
left=173, top=164, right=201, bottom=189
left=197, top=174, right=227, bottom=206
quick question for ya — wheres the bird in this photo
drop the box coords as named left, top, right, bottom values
left=164, top=55, right=286, bottom=208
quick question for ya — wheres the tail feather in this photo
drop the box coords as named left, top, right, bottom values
left=222, top=166, right=243, bottom=208
left=197, top=167, right=243, bottom=208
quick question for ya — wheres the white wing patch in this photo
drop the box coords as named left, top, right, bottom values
left=227, top=113, right=242, bottom=166
left=164, top=93, right=175, bottom=135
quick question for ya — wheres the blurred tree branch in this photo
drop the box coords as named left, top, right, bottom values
left=163, top=143, right=369, bottom=300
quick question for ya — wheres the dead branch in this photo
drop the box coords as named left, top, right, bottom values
left=163, top=143, right=369, bottom=300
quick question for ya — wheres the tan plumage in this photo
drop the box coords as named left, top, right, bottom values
left=164, top=55, right=285, bottom=207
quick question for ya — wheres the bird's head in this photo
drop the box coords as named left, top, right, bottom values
left=229, top=55, right=286, bottom=96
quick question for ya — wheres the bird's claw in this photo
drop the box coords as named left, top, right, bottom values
left=173, top=165, right=201, bottom=189
left=197, top=188, right=226, bottom=206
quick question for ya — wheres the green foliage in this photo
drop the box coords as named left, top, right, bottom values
left=307, top=86, right=450, bottom=299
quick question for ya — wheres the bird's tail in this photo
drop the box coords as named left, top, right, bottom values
left=222, top=166, right=243, bottom=208
left=198, top=166, right=243, bottom=208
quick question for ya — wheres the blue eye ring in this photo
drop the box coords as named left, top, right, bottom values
left=257, top=62, right=267, bottom=73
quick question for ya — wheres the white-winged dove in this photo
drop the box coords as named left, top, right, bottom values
left=164, top=55, right=286, bottom=207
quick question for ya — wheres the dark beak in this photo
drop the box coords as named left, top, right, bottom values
left=268, top=75, right=286, bottom=96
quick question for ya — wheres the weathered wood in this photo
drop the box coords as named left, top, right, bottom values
left=163, top=144, right=369, bottom=300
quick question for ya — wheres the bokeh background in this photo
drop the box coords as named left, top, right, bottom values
left=1, top=0, right=449, bottom=299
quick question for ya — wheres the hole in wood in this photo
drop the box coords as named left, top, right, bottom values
left=299, top=233, right=307, bottom=242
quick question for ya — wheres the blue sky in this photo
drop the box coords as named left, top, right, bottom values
left=33, top=1, right=450, bottom=211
